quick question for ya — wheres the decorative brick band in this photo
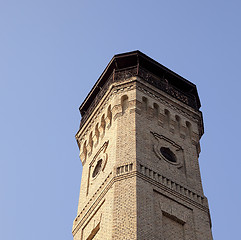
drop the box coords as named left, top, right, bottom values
left=80, top=65, right=199, bottom=129
left=139, top=163, right=205, bottom=205
left=73, top=164, right=208, bottom=236
left=116, top=163, right=133, bottom=175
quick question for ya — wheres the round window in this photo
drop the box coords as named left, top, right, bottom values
left=92, top=159, right=103, bottom=178
left=160, top=147, right=177, bottom=163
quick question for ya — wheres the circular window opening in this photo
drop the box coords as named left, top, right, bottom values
left=92, top=159, right=103, bottom=178
left=160, top=147, right=177, bottom=163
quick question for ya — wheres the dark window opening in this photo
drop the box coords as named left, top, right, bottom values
left=92, top=159, right=103, bottom=178
left=160, top=147, right=177, bottom=163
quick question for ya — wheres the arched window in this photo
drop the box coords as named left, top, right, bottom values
left=153, top=103, right=159, bottom=117
left=175, top=115, right=181, bottom=132
left=121, top=95, right=129, bottom=114
left=142, top=97, right=148, bottom=111
left=164, top=109, right=170, bottom=127
left=186, top=121, right=192, bottom=137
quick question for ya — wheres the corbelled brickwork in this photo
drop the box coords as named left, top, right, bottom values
left=73, top=51, right=213, bottom=240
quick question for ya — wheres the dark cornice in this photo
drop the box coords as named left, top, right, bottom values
left=79, top=51, right=201, bottom=124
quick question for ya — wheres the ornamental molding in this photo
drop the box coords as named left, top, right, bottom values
left=77, top=82, right=135, bottom=144
left=79, top=66, right=199, bottom=131
left=151, top=131, right=183, bottom=168
left=137, top=84, right=200, bottom=123
left=89, top=141, right=109, bottom=167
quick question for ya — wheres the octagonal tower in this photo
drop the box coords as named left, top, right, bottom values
left=72, top=51, right=213, bottom=240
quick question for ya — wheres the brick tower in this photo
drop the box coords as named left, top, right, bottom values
left=72, top=51, right=213, bottom=240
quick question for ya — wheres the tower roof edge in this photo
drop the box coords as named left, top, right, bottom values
left=79, top=51, right=201, bottom=118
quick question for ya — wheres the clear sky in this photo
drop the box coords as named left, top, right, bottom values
left=1, top=1, right=241, bottom=239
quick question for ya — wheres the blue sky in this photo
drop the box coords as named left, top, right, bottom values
left=1, top=1, right=241, bottom=239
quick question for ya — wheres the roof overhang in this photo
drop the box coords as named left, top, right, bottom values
left=79, top=50, right=201, bottom=118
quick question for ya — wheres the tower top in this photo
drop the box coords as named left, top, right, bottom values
left=79, top=50, right=201, bottom=126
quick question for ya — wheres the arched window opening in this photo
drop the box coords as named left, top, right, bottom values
left=164, top=109, right=170, bottom=127
left=88, top=132, right=93, bottom=150
left=95, top=123, right=100, bottom=142
left=142, top=97, right=148, bottom=111
left=121, top=95, right=129, bottom=114
left=153, top=103, right=159, bottom=117
left=107, top=105, right=112, bottom=120
left=175, top=115, right=181, bottom=132
left=186, top=121, right=192, bottom=137
left=81, top=141, right=87, bottom=161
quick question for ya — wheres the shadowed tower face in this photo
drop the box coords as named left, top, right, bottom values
left=72, top=51, right=213, bottom=240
